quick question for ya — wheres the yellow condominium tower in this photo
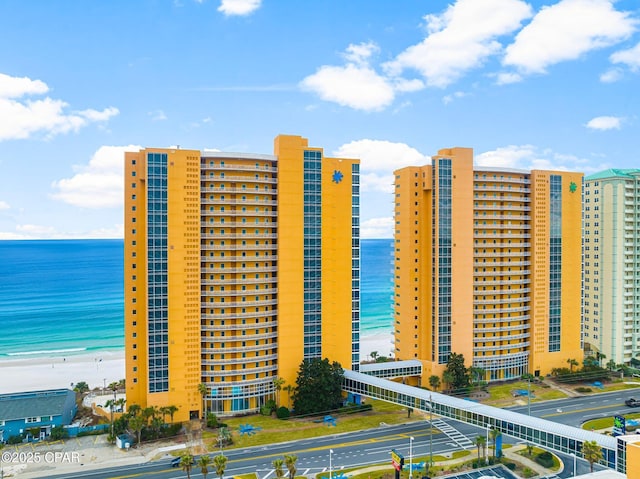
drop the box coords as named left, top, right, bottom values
left=393, top=147, right=582, bottom=384
left=124, top=135, right=359, bottom=420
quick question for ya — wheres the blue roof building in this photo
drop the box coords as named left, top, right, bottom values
left=0, top=389, right=77, bottom=442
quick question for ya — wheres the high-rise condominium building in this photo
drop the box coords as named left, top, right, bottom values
left=583, top=169, right=640, bottom=366
left=393, top=147, right=583, bottom=384
left=124, top=135, right=360, bottom=420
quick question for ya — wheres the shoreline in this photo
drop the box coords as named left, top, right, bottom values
left=0, top=332, right=394, bottom=395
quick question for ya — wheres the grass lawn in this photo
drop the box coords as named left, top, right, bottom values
left=582, top=412, right=640, bottom=431
left=203, top=399, right=421, bottom=450
left=482, top=380, right=566, bottom=408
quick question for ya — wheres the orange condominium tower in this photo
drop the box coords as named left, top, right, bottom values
left=124, top=135, right=360, bottom=420
left=393, top=147, right=583, bottom=383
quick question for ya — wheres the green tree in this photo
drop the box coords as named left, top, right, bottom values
left=166, top=405, right=179, bottom=423
left=198, top=455, right=212, bottom=479
left=292, top=358, right=344, bottom=415
left=370, top=351, right=379, bottom=362
left=284, top=454, right=298, bottom=479
left=128, top=404, right=141, bottom=417
left=73, top=381, right=89, bottom=394
left=128, top=414, right=145, bottom=447
left=445, top=353, right=470, bottom=392
left=474, top=435, right=486, bottom=462
left=606, top=359, right=617, bottom=371
left=567, top=358, right=579, bottom=372
left=213, top=454, right=228, bottom=479
left=283, top=385, right=294, bottom=408
left=181, top=453, right=194, bottom=479
left=428, top=375, right=441, bottom=391
left=442, top=371, right=454, bottom=391
left=198, top=383, right=209, bottom=419
left=273, top=458, right=285, bottom=479
left=273, top=377, right=285, bottom=406
left=490, top=428, right=501, bottom=459
left=582, top=440, right=603, bottom=472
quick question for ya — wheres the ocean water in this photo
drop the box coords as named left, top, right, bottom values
left=0, top=238, right=393, bottom=359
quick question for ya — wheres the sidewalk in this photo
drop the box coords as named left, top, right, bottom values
left=502, top=444, right=562, bottom=477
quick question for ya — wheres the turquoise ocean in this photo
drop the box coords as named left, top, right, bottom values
left=0, top=239, right=393, bottom=359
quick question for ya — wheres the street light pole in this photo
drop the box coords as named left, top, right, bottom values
left=486, top=425, right=490, bottom=466
left=409, top=436, right=414, bottom=479
left=429, top=395, right=433, bottom=470
left=329, top=449, right=333, bottom=479
left=572, top=453, right=576, bottom=476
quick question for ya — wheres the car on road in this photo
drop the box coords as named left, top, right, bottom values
left=171, top=456, right=195, bottom=467
left=625, top=397, right=640, bottom=407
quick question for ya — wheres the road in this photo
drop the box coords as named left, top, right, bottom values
left=48, top=386, right=640, bottom=479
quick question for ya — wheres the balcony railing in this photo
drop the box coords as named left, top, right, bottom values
left=202, top=310, right=277, bottom=320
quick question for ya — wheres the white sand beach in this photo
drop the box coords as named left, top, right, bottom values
left=0, top=332, right=395, bottom=395
left=0, top=351, right=125, bottom=394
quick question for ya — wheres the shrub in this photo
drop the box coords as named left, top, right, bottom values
left=206, top=412, right=219, bottom=428
left=7, top=435, right=23, bottom=445
left=260, top=405, right=273, bottom=416
left=504, top=462, right=516, bottom=470
left=535, top=451, right=554, bottom=468
left=575, top=387, right=592, bottom=393
left=523, top=467, right=536, bottom=478
left=276, top=406, right=290, bottom=419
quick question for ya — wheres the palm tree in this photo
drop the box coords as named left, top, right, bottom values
left=442, top=371, right=454, bottom=392
left=582, top=440, right=603, bottom=472
left=567, top=358, right=579, bottom=372
left=166, top=404, right=179, bottom=423
left=428, top=375, right=441, bottom=391
left=489, top=428, right=501, bottom=459
left=198, top=455, right=212, bottom=479
left=104, top=398, right=116, bottom=440
left=596, top=352, right=606, bottom=367
left=474, top=435, right=486, bottom=462
left=370, top=351, right=379, bottom=362
left=606, top=359, right=617, bottom=371
left=284, top=454, right=297, bottom=479
left=181, top=454, right=194, bottom=479
left=198, top=383, right=208, bottom=420
left=469, top=366, right=485, bottom=385
left=273, top=377, right=285, bottom=406
left=127, top=404, right=141, bottom=417
left=283, top=385, right=294, bottom=408
left=273, top=458, right=285, bottom=479
left=213, top=454, right=228, bottom=479
left=128, top=414, right=145, bottom=447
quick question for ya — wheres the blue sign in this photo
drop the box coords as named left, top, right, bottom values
left=613, top=415, right=626, bottom=436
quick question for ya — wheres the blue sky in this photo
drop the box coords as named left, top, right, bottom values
left=0, top=0, right=639, bottom=239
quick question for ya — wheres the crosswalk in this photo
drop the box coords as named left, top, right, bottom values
left=430, top=419, right=474, bottom=448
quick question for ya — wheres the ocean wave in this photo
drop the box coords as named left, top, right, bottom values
left=5, top=347, right=87, bottom=356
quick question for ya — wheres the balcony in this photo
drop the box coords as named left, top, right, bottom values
left=473, top=323, right=530, bottom=333
left=473, top=297, right=529, bottom=306
left=473, top=314, right=530, bottom=323
left=474, top=204, right=531, bottom=211
left=201, top=243, right=276, bottom=251
left=474, top=278, right=530, bottom=286
left=201, top=363, right=278, bottom=377
left=473, top=332, right=530, bottom=343
left=202, top=187, right=277, bottom=195
left=202, top=278, right=277, bottom=286
left=202, top=288, right=278, bottom=297
left=201, top=198, right=278, bottom=206
left=474, top=341, right=530, bottom=352
left=474, top=233, right=531, bottom=239
left=202, top=310, right=277, bottom=320
left=201, top=320, right=277, bottom=331
left=201, top=344, right=276, bottom=355
left=201, top=233, right=278, bottom=240
left=204, top=266, right=278, bottom=274
left=201, top=210, right=278, bottom=217
left=203, top=174, right=277, bottom=184
left=474, top=261, right=531, bottom=267
left=202, top=353, right=278, bottom=366
left=474, top=305, right=530, bottom=314
left=475, top=185, right=530, bottom=194
left=474, top=251, right=531, bottom=258
left=202, top=298, right=278, bottom=308
left=201, top=255, right=277, bottom=263
left=474, top=270, right=531, bottom=277
left=201, top=163, right=277, bottom=172
left=200, top=331, right=278, bottom=342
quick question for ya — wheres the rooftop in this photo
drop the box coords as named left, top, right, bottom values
left=0, top=389, right=75, bottom=421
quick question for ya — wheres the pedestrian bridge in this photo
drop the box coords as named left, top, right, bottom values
left=342, top=369, right=626, bottom=473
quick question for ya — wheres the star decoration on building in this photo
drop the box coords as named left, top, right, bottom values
left=569, top=181, right=577, bottom=193
left=332, top=170, right=343, bottom=184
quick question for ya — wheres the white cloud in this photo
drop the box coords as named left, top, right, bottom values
left=503, top=0, right=637, bottom=74
left=384, top=0, right=532, bottom=88
left=610, top=41, right=640, bottom=71
left=149, top=109, right=168, bottom=121
left=0, top=73, right=119, bottom=141
left=51, top=145, right=140, bottom=208
left=0, top=201, right=9, bottom=210
left=0, top=223, right=123, bottom=240
left=442, top=91, right=467, bottom=104
left=585, top=115, right=623, bottom=130
left=476, top=144, right=600, bottom=172
left=0, top=73, right=48, bottom=98
left=218, top=0, right=261, bottom=16
left=495, top=72, right=523, bottom=84
left=600, top=68, right=623, bottom=83
left=334, top=139, right=429, bottom=193
left=361, top=217, right=394, bottom=239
